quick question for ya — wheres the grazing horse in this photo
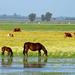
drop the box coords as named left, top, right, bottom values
left=23, top=42, right=47, bottom=56
left=1, top=46, right=13, bottom=57
left=7, top=33, right=14, bottom=37
left=13, top=28, right=21, bottom=32
left=64, top=32, right=72, bottom=38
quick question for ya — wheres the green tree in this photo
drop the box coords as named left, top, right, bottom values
left=45, top=12, right=52, bottom=21
left=41, top=14, right=45, bottom=21
left=28, top=13, right=36, bottom=21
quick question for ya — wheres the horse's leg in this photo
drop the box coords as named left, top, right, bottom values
left=38, top=50, right=41, bottom=56
left=8, top=52, right=10, bottom=56
left=23, top=44, right=26, bottom=56
left=9, top=52, right=13, bottom=57
left=42, top=46, right=47, bottom=56
left=23, top=49, right=28, bottom=56
left=25, top=49, right=28, bottom=56
left=2, top=51, right=4, bottom=56
left=23, top=50, right=25, bottom=55
left=10, top=51, right=13, bottom=57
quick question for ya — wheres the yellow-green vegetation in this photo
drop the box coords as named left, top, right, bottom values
left=0, top=30, right=75, bottom=57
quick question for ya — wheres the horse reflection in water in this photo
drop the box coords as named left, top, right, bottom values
left=23, top=57, right=47, bottom=68
left=1, top=57, right=13, bottom=67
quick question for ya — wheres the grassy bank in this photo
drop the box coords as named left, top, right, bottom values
left=0, top=30, right=75, bottom=57
left=1, top=72, right=74, bottom=75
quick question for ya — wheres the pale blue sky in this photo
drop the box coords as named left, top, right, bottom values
left=0, top=0, right=74, bottom=17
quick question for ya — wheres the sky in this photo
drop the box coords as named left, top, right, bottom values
left=0, top=0, right=74, bottom=17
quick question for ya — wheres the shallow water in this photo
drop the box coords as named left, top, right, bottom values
left=0, top=56, right=75, bottom=75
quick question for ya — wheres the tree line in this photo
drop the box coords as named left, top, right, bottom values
left=0, top=12, right=52, bottom=22
left=28, top=12, right=52, bottom=22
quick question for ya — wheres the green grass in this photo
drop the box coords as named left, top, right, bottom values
left=1, top=72, right=75, bottom=75
left=0, top=22, right=75, bottom=31
left=0, top=22, right=75, bottom=57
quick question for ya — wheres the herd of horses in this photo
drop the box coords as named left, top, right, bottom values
left=1, top=42, right=48, bottom=57
left=1, top=28, right=48, bottom=57
left=1, top=31, right=74, bottom=57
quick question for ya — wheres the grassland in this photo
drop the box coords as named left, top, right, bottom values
left=0, top=22, right=75, bottom=57
left=0, top=22, right=75, bottom=31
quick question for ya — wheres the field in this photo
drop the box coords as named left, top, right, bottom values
left=0, top=22, right=75, bottom=31
left=0, top=22, right=75, bottom=57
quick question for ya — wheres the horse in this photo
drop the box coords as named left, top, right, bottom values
left=23, top=42, right=47, bottom=56
left=64, top=32, right=72, bottom=38
left=13, top=28, right=21, bottom=32
left=7, top=33, right=14, bottom=37
left=1, top=46, right=13, bottom=57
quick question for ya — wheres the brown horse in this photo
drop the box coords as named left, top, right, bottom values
left=7, top=33, right=14, bottom=37
left=23, top=42, right=47, bottom=56
left=13, top=28, right=21, bottom=32
left=1, top=46, right=13, bottom=57
left=64, top=32, right=72, bottom=38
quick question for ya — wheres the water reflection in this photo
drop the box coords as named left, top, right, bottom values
left=23, top=56, right=47, bottom=68
left=1, top=57, right=75, bottom=74
left=1, top=57, right=13, bottom=67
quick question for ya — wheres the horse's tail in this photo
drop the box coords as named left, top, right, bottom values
left=42, top=45, right=48, bottom=56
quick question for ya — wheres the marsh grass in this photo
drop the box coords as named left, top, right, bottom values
left=0, top=30, right=75, bottom=57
